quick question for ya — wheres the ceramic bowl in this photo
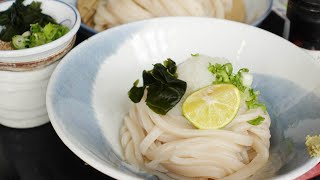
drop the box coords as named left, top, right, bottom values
left=0, top=0, right=80, bottom=62
left=62, top=0, right=272, bottom=35
left=46, top=17, right=320, bottom=179
left=0, top=0, right=80, bottom=128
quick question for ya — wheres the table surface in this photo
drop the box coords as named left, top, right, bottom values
left=0, top=12, right=318, bottom=180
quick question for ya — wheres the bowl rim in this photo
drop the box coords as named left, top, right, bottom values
left=252, top=0, right=274, bottom=26
left=0, top=0, right=81, bottom=59
left=79, top=0, right=274, bottom=34
left=46, top=16, right=320, bottom=180
left=0, top=35, right=76, bottom=71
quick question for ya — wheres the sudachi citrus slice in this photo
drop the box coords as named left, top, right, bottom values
left=182, top=84, right=241, bottom=129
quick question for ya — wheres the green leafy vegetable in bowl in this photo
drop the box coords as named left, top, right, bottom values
left=208, top=63, right=266, bottom=112
left=12, top=23, right=69, bottom=49
left=208, top=62, right=267, bottom=126
left=0, top=0, right=69, bottom=49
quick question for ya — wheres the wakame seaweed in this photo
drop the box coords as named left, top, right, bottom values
left=128, top=59, right=187, bottom=115
left=0, top=0, right=56, bottom=42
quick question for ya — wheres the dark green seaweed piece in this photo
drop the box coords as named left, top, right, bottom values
left=128, top=59, right=187, bottom=115
left=0, top=0, right=56, bottom=41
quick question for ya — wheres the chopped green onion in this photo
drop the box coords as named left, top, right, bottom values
left=191, top=53, right=200, bottom=57
left=53, top=25, right=69, bottom=40
left=247, top=116, right=265, bottom=126
left=30, top=23, right=42, bottom=33
left=224, top=63, right=233, bottom=75
left=208, top=63, right=266, bottom=111
left=22, top=31, right=31, bottom=37
left=10, top=23, right=69, bottom=49
left=246, top=100, right=267, bottom=112
left=29, top=32, right=46, bottom=47
left=43, top=22, right=58, bottom=40
left=12, top=35, right=27, bottom=49
left=239, top=68, right=249, bottom=73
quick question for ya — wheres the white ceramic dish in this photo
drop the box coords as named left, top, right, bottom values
left=62, top=0, right=273, bottom=35
left=0, top=37, right=76, bottom=128
left=0, top=0, right=81, bottom=62
left=47, top=17, right=320, bottom=179
left=0, top=0, right=80, bottom=128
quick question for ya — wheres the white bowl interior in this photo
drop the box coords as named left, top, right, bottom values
left=0, top=0, right=80, bottom=61
left=47, top=17, right=320, bottom=180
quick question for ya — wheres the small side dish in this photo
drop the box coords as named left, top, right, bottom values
left=0, top=0, right=80, bottom=129
left=0, top=0, right=69, bottom=50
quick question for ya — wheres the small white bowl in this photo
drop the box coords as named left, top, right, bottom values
left=0, top=0, right=80, bottom=128
left=0, top=0, right=81, bottom=62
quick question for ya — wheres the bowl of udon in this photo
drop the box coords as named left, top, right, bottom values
left=46, top=17, right=320, bottom=179
left=64, top=0, right=273, bottom=36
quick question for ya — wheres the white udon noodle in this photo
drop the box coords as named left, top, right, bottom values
left=120, top=56, right=271, bottom=180
left=94, top=0, right=234, bottom=31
